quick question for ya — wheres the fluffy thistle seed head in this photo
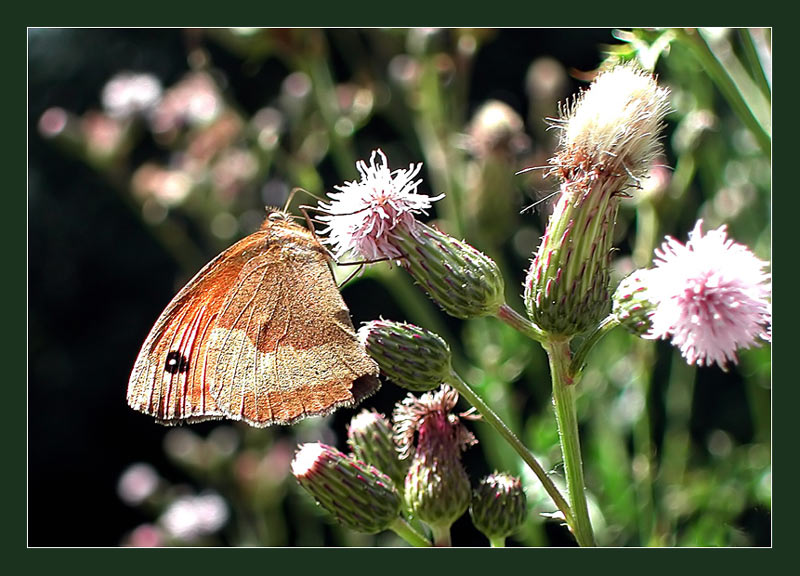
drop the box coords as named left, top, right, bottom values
left=525, top=65, right=670, bottom=337
left=553, top=64, right=671, bottom=186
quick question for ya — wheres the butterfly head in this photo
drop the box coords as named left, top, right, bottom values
left=262, top=207, right=295, bottom=226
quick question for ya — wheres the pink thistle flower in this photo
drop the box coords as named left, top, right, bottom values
left=317, top=149, right=443, bottom=261
left=393, top=385, right=477, bottom=531
left=393, top=385, right=477, bottom=460
left=643, top=220, right=771, bottom=369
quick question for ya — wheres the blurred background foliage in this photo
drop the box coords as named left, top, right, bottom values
left=28, top=28, right=771, bottom=547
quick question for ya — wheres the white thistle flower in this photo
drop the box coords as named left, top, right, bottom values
left=317, top=149, right=443, bottom=261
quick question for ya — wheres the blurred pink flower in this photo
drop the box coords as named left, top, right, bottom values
left=644, top=220, right=771, bottom=369
left=117, top=463, right=160, bottom=506
left=122, top=524, right=164, bottom=547
left=317, top=149, right=443, bottom=261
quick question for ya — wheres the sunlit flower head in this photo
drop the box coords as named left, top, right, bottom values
left=643, top=220, right=771, bottom=369
left=317, top=149, right=443, bottom=261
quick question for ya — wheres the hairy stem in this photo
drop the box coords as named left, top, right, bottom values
left=446, top=370, right=575, bottom=530
left=544, top=338, right=596, bottom=547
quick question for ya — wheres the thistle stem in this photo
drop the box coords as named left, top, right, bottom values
left=570, top=315, right=620, bottom=377
left=431, top=524, right=452, bottom=547
left=496, top=304, right=546, bottom=343
left=544, top=338, right=596, bottom=547
left=489, top=536, right=507, bottom=548
left=446, top=369, right=575, bottom=529
left=389, top=517, right=432, bottom=547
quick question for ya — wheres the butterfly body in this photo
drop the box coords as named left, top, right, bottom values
left=127, top=211, right=380, bottom=427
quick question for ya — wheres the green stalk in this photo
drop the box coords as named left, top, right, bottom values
left=570, top=315, right=620, bottom=378
left=544, top=338, right=596, bottom=547
left=496, top=303, right=546, bottom=343
left=677, top=29, right=771, bottom=156
left=430, top=524, right=452, bottom=547
left=630, top=340, right=658, bottom=546
left=445, top=370, right=576, bottom=533
left=489, top=536, right=506, bottom=548
left=389, top=517, right=432, bottom=547
left=737, top=29, right=771, bottom=98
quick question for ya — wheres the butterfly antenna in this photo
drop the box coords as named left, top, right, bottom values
left=284, top=187, right=327, bottom=213
left=336, top=254, right=401, bottom=266
left=299, top=206, right=319, bottom=236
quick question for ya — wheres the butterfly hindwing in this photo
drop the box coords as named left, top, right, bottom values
left=207, top=223, right=380, bottom=426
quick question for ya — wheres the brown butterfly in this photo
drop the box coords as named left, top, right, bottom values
left=127, top=209, right=380, bottom=427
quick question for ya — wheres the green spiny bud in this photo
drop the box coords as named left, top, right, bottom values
left=394, top=386, right=476, bottom=530
left=612, top=269, right=656, bottom=336
left=393, top=222, right=506, bottom=319
left=405, top=452, right=472, bottom=532
left=524, top=65, right=670, bottom=337
left=470, top=472, right=527, bottom=542
left=291, top=442, right=401, bottom=534
left=358, top=319, right=451, bottom=392
left=347, top=409, right=410, bottom=489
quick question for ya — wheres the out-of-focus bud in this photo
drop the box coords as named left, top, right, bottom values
left=612, top=269, right=655, bottom=336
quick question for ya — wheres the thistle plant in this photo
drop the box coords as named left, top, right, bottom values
left=313, top=63, right=770, bottom=547
left=347, top=409, right=410, bottom=490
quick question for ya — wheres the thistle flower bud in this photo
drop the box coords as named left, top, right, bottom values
left=469, top=472, right=527, bottom=542
left=394, top=386, right=477, bottom=530
left=394, top=222, right=506, bottom=319
left=347, top=409, right=410, bottom=488
left=524, top=65, right=670, bottom=336
left=612, top=269, right=655, bottom=336
left=358, top=319, right=451, bottom=392
left=291, top=442, right=401, bottom=534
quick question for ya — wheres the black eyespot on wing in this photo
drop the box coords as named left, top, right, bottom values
left=165, top=351, right=189, bottom=374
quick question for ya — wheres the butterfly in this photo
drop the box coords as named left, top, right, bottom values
left=127, top=209, right=380, bottom=427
